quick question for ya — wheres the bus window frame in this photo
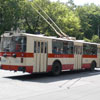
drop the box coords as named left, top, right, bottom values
left=83, top=43, right=97, bottom=55
left=52, top=40, right=74, bottom=54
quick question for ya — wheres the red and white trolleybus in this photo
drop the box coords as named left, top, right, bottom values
left=0, top=32, right=100, bottom=75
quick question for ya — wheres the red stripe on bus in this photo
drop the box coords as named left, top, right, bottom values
left=0, top=52, right=34, bottom=58
left=82, top=64, right=91, bottom=69
left=62, top=64, right=74, bottom=70
left=1, top=65, right=33, bottom=73
left=48, top=54, right=74, bottom=58
left=26, top=67, right=33, bottom=73
left=47, top=65, right=52, bottom=72
left=82, top=55, right=97, bottom=58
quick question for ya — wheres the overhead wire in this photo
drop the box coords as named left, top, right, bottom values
left=33, top=2, right=69, bottom=38
left=30, top=2, right=62, bottom=37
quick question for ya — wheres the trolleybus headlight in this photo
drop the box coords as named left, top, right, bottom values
left=12, top=54, right=16, bottom=58
left=18, top=67, right=26, bottom=72
left=3, top=53, right=7, bottom=57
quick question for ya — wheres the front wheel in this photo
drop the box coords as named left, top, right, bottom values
left=90, top=62, right=96, bottom=71
left=51, top=62, right=61, bottom=76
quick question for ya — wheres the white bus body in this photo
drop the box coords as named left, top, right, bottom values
left=0, top=32, right=100, bottom=75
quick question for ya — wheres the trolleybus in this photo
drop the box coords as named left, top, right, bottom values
left=0, top=32, right=100, bottom=75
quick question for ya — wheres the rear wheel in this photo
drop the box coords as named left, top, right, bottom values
left=52, top=61, right=61, bottom=76
left=90, top=62, right=96, bottom=71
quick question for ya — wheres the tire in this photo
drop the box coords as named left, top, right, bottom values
left=52, top=61, right=61, bottom=76
left=90, top=62, right=96, bottom=71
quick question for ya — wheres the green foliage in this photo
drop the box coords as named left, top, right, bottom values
left=76, top=4, right=100, bottom=40
left=83, top=37, right=91, bottom=42
left=44, top=1, right=81, bottom=37
left=0, top=0, right=26, bottom=35
left=91, top=35, right=100, bottom=43
left=0, top=0, right=100, bottom=43
left=0, top=0, right=81, bottom=38
left=84, top=35, right=100, bottom=43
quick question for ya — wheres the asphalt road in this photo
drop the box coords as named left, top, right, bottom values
left=0, top=69, right=100, bottom=100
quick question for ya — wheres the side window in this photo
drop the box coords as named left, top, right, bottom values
left=83, top=44, right=90, bottom=55
left=38, top=42, right=40, bottom=53
left=52, top=40, right=63, bottom=54
left=63, top=41, right=68, bottom=54
left=41, top=42, right=43, bottom=53
left=52, top=40, right=73, bottom=54
left=91, top=45, right=97, bottom=55
left=80, top=46, right=82, bottom=54
left=45, top=42, right=47, bottom=53
left=63, top=41, right=74, bottom=54
left=83, top=43, right=97, bottom=55
left=68, top=42, right=74, bottom=54
left=34, top=41, right=40, bottom=53
left=21, top=37, right=26, bottom=52
left=34, top=41, right=36, bottom=53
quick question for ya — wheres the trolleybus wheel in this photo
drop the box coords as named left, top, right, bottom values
left=90, top=61, right=96, bottom=71
left=52, top=61, right=61, bottom=76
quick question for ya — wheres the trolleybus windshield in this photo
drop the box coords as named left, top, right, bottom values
left=1, top=36, right=26, bottom=52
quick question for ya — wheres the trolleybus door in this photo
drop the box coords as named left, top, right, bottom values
left=34, top=41, right=48, bottom=72
left=74, top=46, right=82, bottom=70
left=97, top=48, right=100, bottom=67
left=40, top=42, right=48, bottom=72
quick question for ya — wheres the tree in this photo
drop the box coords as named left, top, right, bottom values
left=0, top=0, right=26, bottom=35
left=67, top=0, right=76, bottom=10
left=22, top=0, right=82, bottom=38
left=91, top=35, right=100, bottom=43
left=76, top=4, right=100, bottom=40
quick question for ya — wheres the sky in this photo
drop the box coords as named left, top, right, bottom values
left=50, top=0, right=99, bottom=5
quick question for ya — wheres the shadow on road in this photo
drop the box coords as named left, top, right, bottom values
left=4, top=69, right=100, bottom=83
